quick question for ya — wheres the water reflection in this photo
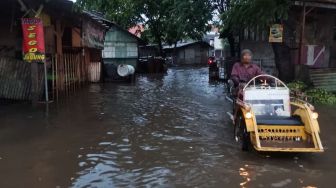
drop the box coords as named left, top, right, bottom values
left=239, top=165, right=251, bottom=187
left=0, top=67, right=335, bottom=188
left=71, top=67, right=230, bottom=187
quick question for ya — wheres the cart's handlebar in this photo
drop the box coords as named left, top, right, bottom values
left=243, top=74, right=288, bottom=91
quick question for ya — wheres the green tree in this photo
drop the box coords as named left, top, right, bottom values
left=211, top=0, right=231, bottom=17
left=221, top=0, right=290, bottom=30
left=76, top=0, right=212, bottom=56
left=76, top=0, right=140, bottom=28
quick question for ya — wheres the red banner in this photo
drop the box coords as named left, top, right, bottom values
left=21, top=18, right=45, bottom=63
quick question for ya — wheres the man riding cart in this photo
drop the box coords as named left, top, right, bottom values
left=227, top=49, right=324, bottom=153
left=228, top=49, right=266, bottom=117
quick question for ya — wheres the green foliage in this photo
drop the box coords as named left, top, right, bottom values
left=165, top=0, right=212, bottom=44
left=76, top=0, right=212, bottom=52
left=221, top=0, right=290, bottom=32
left=306, top=89, right=336, bottom=105
left=287, top=81, right=307, bottom=92
left=288, top=81, right=336, bottom=105
left=76, top=0, right=140, bottom=28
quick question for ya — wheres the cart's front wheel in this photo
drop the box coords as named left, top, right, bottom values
left=234, top=113, right=250, bottom=151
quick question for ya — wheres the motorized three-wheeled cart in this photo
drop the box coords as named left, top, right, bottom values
left=232, top=75, right=324, bottom=152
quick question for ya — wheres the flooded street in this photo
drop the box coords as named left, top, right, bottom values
left=0, top=67, right=335, bottom=188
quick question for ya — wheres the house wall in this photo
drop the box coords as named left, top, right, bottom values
left=240, top=41, right=277, bottom=75
left=213, top=36, right=227, bottom=59
left=321, top=13, right=336, bottom=68
left=103, top=26, right=139, bottom=81
left=294, top=9, right=335, bottom=68
left=0, top=0, right=110, bottom=100
left=240, top=41, right=274, bottom=60
left=72, top=27, right=82, bottom=48
left=238, top=7, right=336, bottom=76
left=201, top=46, right=210, bottom=64
left=139, top=46, right=160, bottom=57
left=103, top=26, right=139, bottom=68
left=176, top=44, right=209, bottom=65
left=0, top=3, right=21, bottom=58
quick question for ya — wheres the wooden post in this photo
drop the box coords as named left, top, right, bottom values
left=298, top=3, right=306, bottom=66
left=52, top=55, right=55, bottom=101
left=56, top=20, right=63, bottom=55
left=55, top=55, right=59, bottom=101
left=55, top=20, right=64, bottom=95
left=43, top=59, right=49, bottom=102
left=296, top=3, right=314, bottom=79
left=31, top=62, right=39, bottom=105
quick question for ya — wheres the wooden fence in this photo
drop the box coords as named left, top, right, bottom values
left=50, top=53, right=89, bottom=101
left=0, top=52, right=96, bottom=101
left=88, top=62, right=101, bottom=83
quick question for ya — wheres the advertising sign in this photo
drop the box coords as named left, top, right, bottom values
left=21, top=18, right=45, bottom=63
left=269, top=24, right=283, bottom=43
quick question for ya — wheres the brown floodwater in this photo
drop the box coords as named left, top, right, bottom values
left=0, top=67, right=335, bottom=188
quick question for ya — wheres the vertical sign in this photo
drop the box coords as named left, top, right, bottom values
left=21, top=18, right=46, bottom=63
left=269, top=24, right=283, bottom=43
